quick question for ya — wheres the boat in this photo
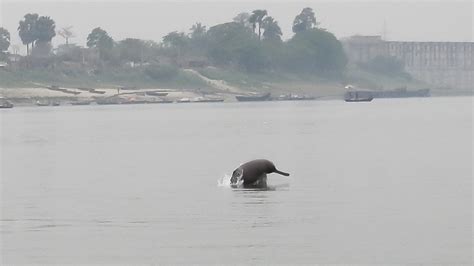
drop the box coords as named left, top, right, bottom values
left=371, top=87, right=430, bottom=98
left=145, top=91, right=169, bottom=97
left=0, top=98, right=14, bottom=108
left=177, top=98, right=191, bottom=103
left=36, top=100, right=53, bottom=106
left=146, top=99, right=174, bottom=104
left=276, top=94, right=316, bottom=101
left=235, top=92, right=271, bottom=102
left=192, top=97, right=224, bottom=103
left=45, top=85, right=81, bottom=95
left=96, top=97, right=126, bottom=105
left=71, top=100, right=92, bottom=105
left=89, top=89, right=106, bottom=94
left=344, top=90, right=374, bottom=102
left=77, top=88, right=106, bottom=94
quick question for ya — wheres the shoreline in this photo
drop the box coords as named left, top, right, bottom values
left=1, top=86, right=472, bottom=108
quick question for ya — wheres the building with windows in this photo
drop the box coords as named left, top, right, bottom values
left=342, top=35, right=474, bottom=90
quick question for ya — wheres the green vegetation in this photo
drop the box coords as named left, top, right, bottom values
left=0, top=7, right=412, bottom=92
left=18, top=13, right=56, bottom=56
left=0, top=27, right=10, bottom=57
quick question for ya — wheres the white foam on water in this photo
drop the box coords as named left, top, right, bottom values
left=217, top=174, right=232, bottom=187
left=217, top=174, right=243, bottom=188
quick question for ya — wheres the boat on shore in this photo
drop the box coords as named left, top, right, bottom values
left=71, top=100, right=92, bottom=105
left=192, top=97, right=224, bottom=103
left=146, top=99, right=174, bottom=104
left=344, top=90, right=374, bottom=102
left=0, top=98, right=14, bottom=108
left=77, top=87, right=106, bottom=94
left=177, top=98, right=191, bottom=103
left=276, top=94, right=316, bottom=101
left=36, top=100, right=60, bottom=106
left=146, top=91, right=169, bottom=97
left=371, top=88, right=430, bottom=98
left=235, top=92, right=271, bottom=102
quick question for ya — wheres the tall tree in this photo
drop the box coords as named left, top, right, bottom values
left=35, top=16, right=56, bottom=44
left=233, top=12, right=252, bottom=29
left=117, top=38, right=150, bottom=64
left=18, top=13, right=38, bottom=55
left=262, top=17, right=282, bottom=42
left=189, top=23, right=207, bottom=54
left=286, top=28, right=347, bottom=73
left=163, top=31, right=188, bottom=64
left=0, top=27, right=10, bottom=54
left=57, top=26, right=75, bottom=46
left=292, top=7, right=318, bottom=33
left=87, top=27, right=113, bottom=49
left=162, top=31, right=188, bottom=48
left=249, top=9, right=267, bottom=40
left=206, top=22, right=266, bottom=71
left=189, top=22, right=206, bottom=40
left=87, top=27, right=114, bottom=61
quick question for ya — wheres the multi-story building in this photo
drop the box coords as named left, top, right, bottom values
left=342, top=35, right=474, bottom=90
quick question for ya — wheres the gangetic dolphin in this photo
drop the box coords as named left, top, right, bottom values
left=230, top=159, right=290, bottom=187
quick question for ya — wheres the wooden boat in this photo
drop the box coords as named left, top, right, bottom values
left=90, top=89, right=106, bottom=94
left=192, top=97, right=224, bottom=103
left=235, top=92, right=271, bottom=102
left=71, top=100, right=92, bottom=105
left=344, top=91, right=374, bottom=102
left=77, top=88, right=105, bottom=94
left=46, top=85, right=81, bottom=95
left=371, top=88, right=430, bottom=98
left=36, top=100, right=51, bottom=106
left=96, top=97, right=126, bottom=105
left=177, top=98, right=191, bottom=103
left=148, top=99, right=174, bottom=104
left=146, top=91, right=169, bottom=97
left=0, top=98, right=13, bottom=108
left=276, top=94, right=316, bottom=101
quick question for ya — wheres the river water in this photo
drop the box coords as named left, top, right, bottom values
left=1, top=97, right=472, bottom=264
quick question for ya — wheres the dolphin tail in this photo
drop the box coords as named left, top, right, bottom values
left=274, top=170, right=290, bottom=176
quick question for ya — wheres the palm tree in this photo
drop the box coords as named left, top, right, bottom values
left=35, top=16, right=56, bottom=44
left=262, top=17, right=283, bottom=41
left=189, top=22, right=206, bottom=39
left=18, top=13, right=38, bottom=55
left=249, top=9, right=267, bottom=40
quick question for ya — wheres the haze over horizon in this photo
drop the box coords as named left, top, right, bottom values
left=1, top=0, right=472, bottom=54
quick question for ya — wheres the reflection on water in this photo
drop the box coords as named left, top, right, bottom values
left=1, top=98, right=472, bottom=264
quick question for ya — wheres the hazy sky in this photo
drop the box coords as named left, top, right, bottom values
left=1, top=0, right=472, bottom=54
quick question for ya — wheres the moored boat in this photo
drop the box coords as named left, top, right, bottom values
left=276, top=94, right=316, bottom=101
left=235, top=92, right=271, bottom=102
left=36, top=100, right=59, bottom=106
left=146, top=91, right=169, bottom=97
left=192, top=97, right=224, bottom=103
left=177, top=98, right=191, bottom=103
left=71, top=100, right=92, bottom=105
left=0, top=98, right=14, bottom=108
left=344, top=90, right=374, bottom=102
left=371, top=88, right=430, bottom=98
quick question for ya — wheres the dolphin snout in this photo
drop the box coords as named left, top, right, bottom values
left=275, top=170, right=290, bottom=176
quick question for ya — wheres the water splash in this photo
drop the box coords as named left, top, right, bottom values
left=217, top=174, right=243, bottom=188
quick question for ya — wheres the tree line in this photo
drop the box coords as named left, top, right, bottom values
left=0, top=7, right=348, bottom=76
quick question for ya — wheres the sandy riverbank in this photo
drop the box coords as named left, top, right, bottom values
left=0, top=87, right=239, bottom=106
